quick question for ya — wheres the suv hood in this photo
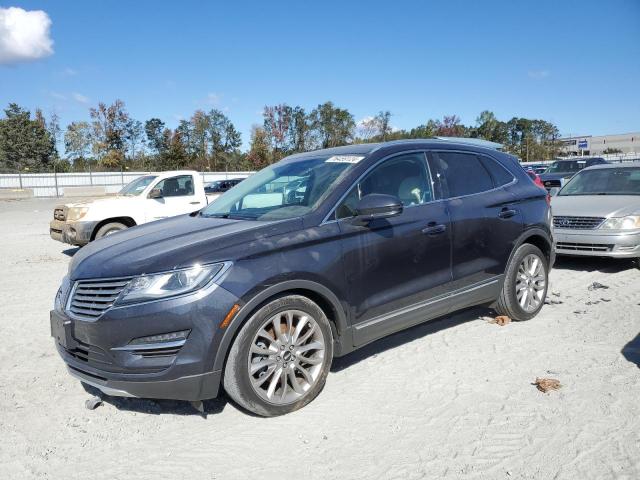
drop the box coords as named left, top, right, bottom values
left=551, top=195, right=640, bottom=218
left=69, top=214, right=302, bottom=280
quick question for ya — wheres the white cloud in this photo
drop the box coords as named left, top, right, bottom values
left=0, top=7, right=53, bottom=65
left=72, top=92, right=89, bottom=104
left=528, top=70, right=550, bottom=79
left=50, top=91, right=66, bottom=101
left=62, top=67, right=76, bottom=76
left=206, top=92, right=220, bottom=105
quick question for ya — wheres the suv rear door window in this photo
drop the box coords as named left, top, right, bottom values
left=431, top=151, right=493, bottom=197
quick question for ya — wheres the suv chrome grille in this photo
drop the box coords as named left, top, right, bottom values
left=68, top=277, right=132, bottom=319
left=54, top=206, right=67, bottom=221
left=553, top=216, right=605, bottom=230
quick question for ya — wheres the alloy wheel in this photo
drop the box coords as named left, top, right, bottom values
left=515, top=253, right=546, bottom=312
left=247, top=309, right=326, bottom=405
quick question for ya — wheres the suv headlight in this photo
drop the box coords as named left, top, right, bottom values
left=116, top=263, right=226, bottom=305
left=600, top=216, right=640, bottom=230
left=67, top=207, right=89, bottom=221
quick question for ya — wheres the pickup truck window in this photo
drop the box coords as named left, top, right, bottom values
left=119, top=175, right=157, bottom=196
left=154, top=175, right=195, bottom=197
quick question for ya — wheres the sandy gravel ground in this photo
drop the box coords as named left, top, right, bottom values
left=0, top=198, right=638, bottom=480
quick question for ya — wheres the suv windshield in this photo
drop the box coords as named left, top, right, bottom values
left=119, top=175, right=157, bottom=196
left=201, top=155, right=362, bottom=220
left=544, top=161, right=582, bottom=174
left=559, top=167, right=640, bottom=196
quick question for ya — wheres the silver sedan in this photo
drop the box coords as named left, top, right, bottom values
left=550, top=162, right=640, bottom=259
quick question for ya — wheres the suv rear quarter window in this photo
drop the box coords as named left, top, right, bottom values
left=478, top=155, right=515, bottom=187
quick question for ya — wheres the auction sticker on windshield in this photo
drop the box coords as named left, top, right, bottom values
left=325, top=155, right=365, bottom=163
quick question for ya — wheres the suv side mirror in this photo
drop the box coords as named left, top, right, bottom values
left=353, top=194, right=403, bottom=224
left=549, top=187, right=560, bottom=197
left=148, top=188, right=163, bottom=199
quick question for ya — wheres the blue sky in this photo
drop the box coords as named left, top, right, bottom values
left=1, top=0, right=639, bottom=148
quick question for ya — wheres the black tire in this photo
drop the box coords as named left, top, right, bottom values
left=94, top=222, right=127, bottom=240
left=495, top=243, right=548, bottom=321
left=223, top=295, right=333, bottom=417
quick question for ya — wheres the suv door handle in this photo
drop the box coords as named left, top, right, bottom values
left=498, top=208, right=517, bottom=219
left=422, top=222, right=446, bottom=235
left=189, top=201, right=201, bottom=205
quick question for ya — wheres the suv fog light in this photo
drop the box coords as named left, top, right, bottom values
left=129, top=330, right=190, bottom=345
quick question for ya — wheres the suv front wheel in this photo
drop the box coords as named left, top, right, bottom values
left=495, top=243, right=548, bottom=321
left=223, top=295, right=333, bottom=417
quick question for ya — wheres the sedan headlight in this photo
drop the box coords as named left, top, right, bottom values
left=67, top=207, right=89, bottom=222
left=117, top=263, right=226, bottom=305
left=600, top=215, right=640, bottom=230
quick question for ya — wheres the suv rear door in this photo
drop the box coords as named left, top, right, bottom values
left=334, top=151, right=452, bottom=345
left=428, top=150, right=523, bottom=294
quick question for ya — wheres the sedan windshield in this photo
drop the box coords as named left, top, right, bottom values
left=119, top=175, right=157, bottom=196
left=201, top=155, right=362, bottom=220
left=559, top=167, right=640, bottom=196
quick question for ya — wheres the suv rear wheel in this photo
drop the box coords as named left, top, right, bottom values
left=495, top=243, right=548, bottom=321
left=223, top=295, right=333, bottom=417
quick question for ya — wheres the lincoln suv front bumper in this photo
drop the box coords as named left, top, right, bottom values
left=51, top=280, right=240, bottom=401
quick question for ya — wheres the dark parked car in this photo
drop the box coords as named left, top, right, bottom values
left=204, top=178, right=244, bottom=196
left=539, top=158, right=608, bottom=190
left=51, top=139, right=554, bottom=416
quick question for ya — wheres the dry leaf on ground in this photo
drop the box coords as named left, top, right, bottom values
left=489, top=315, right=511, bottom=326
left=534, top=377, right=561, bottom=393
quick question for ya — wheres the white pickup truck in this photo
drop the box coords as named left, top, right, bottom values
left=50, top=170, right=209, bottom=246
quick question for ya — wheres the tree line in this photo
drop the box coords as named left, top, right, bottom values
left=0, top=100, right=565, bottom=173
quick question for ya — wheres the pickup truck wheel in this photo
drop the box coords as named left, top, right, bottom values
left=495, top=243, right=548, bottom=321
left=223, top=295, right=333, bottom=417
left=94, top=222, right=127, bottom=240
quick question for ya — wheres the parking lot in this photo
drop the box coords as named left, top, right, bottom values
left=0, top=197, right=638, bottom=480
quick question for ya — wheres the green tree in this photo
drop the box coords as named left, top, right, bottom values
left=289, top=106, right=310, bottom=152
left=207, top=109, right=241, bottom=171
left=64, top=121, right=92, bottom=162
left=246, top=126, right=271, bottom=169
left=124, top=119, right=144, bottom=161
left=375, top=110, right=393, bottom=141
left=263, top=104, right=293, bottom=157
left=144, top=118, right=166, bottom=155
left=309, top=101, right=355, bottom=149
left=0, top=103, right=54, bottom=172
left=90, top=100, right=130, bottom=166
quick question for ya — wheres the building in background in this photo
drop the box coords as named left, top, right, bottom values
left=559, top=132, right=640, bottom=156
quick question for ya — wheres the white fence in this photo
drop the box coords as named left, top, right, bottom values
left=0, top=171, right=255, bottom=198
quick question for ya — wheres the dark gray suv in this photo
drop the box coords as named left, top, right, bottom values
left=51, top=139, right=554, bottom=416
